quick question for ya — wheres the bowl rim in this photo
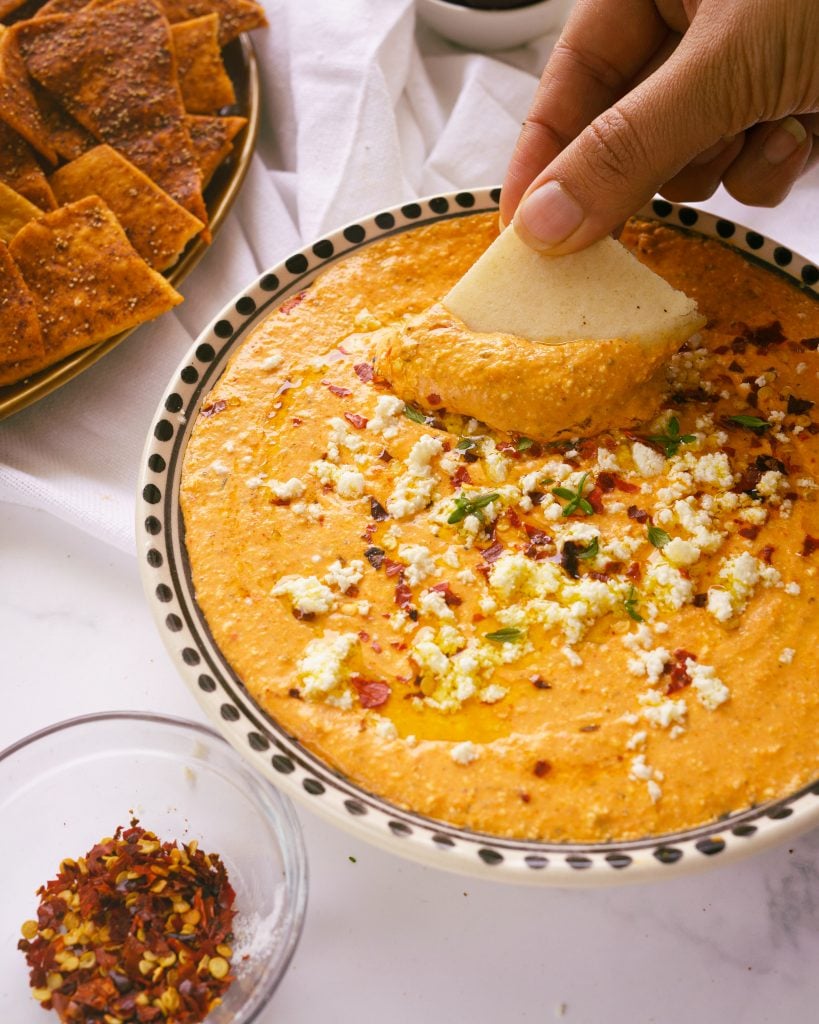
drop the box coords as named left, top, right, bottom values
left=1, top=709, right=309, bottom=1021
left=136, top=186, right=819, bottom=886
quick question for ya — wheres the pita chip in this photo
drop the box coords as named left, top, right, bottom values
left=187, top=113, right=245, bottom=187
left=0, top=25, right=57, bottom=162
left=161, top=0, right=266, bottom=44
left=0, top=239, right=44, bottom=368
left=0, top=118, right=56, bottom=208
left=34, top=81, right=95, bottom=160
left=172, top=14, right=235, bottom=114
left=50, top=144, right=204, bottom=270
left=17, top=0, right=208, bottom=228
left=0, top=177, right=40, bottom=241
left=9, top=195, right=182, bottom=360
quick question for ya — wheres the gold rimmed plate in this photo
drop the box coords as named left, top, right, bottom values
left=0, top=34, right=259, bottom=421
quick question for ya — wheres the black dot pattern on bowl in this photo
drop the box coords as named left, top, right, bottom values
left=605, top=852, right=632, bottom=869
left=401, top=203, right=421, bottom=219
left=154, top=420, right=173, bottom=442
left=746, top=231, right=764, bottom=250
left=148, top=453, right=166, bottom=473
left=313, top=239, right=334, bottom=258
left=220, top=703, right=240, bottom=721
left=654, top=846, right=683, bottom=864
left=155, top=583, right=172, bottom=602
left=716, top=219, right=735, bottom=238
left=214, top=320, right=233, bottom=339
left=524, top=854, right=548, bottom=870
left=696, top=837, right=725, bottom=856
left=767, top=806, right=793, bottom=820
left=146, top=548, right=163, bottom=568
left=773, top=246, right=792, bottom=266
left=566, top=855, right=592, bottom=870
left=455, top=192, right=475, bottom=208
left=271, top=754, right=295, bottom=774
left=144, top=516, right=161, bottom=536
left=802, top=264, right=819, bottom=286
left=678, top=207, right=698, bottom=226
left=164, top=393, right=183, bottom=414
left=431, top=833, right=454, bottom=848
left=429, top=197, right=449, bottom=213
left=652, top=199, right=672, bottom=218
left=490, top=187, right=501, bottom=204
left=303, top=777, right=325, bottom=796
left=198, top=674, right=216, bottom=692
left=731, top=823, right=757, bottom=837
left=196, top=342, right=215, bottom=362
left=478, top=848, right=503, bottom=865
left=344, top=799, right=367, bottom=816
left=165, top=613, right=182, bottom=632
left=343, top=225, right=365, bottom=244
left=388, top=821, right=412, bottom=837
left=247, top=731, right=269, bottom=751
left=235, top=296, right=256, bottom=316
left=181, top=648, right=201, bottom=666
left=181, top=365, right=199, bottom=384
left=375, top=212, right=395, bottom=229
left=285, top=253, right=309, bottom=274
left=260, top=273, right=279, bottom=291
left=142, top=483, right=161, bottom=504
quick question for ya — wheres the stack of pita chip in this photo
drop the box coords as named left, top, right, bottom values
left=0, top=0, right=265, bottom=387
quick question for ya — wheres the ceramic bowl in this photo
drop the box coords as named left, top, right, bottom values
left=0, top=712, right=307, bottom=1021
left=137, top=187, right=819, bottom=886
left=416, top=0, right=571, bottom=50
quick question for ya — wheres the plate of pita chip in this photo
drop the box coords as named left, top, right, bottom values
left=0, top=0, right=266, bottom=418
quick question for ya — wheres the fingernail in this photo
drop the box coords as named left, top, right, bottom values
left=516, top=180, right=584, bottom=249
left=763, top=117, right=807, bottom=165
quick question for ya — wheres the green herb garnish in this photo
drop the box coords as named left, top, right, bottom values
left=552, top=472, right=594, bottom=517
left=577, top=536, right=599, bottom=560
left=484, top=627, right=523, bottom=644
left=403, top=405, right=427, bottom=424
left=447, top=492, right=500, bottom=525
left=727, top=414, right=771, bottom=433
left=455, top=437, right=477, bottom=451
left=647, top=525, right=670, bottom=548
left=516, top=436, right=535, bottom=452
left=645, top=416, right=696, bottom=457
left=623, top=585, right=644, bottom=622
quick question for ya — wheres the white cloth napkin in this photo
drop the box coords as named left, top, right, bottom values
left=1, top=0, right=817, bottom=554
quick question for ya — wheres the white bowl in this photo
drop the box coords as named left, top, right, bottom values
left=416, top=0, right=571, bottom=51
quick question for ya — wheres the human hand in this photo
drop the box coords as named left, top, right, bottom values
left=500, top=0, right=819, bottom=254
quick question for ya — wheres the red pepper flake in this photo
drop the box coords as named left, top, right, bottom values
left=666, top=649, right=696, bottom=694
left=364, top=546, right=385, bottom=569
left=802, top=535, right=819, bottom=556
left=531, top=676, right=552, bottom=690
left=626, top=561, right=642, bottom=581
left=351, top=676, right=391, bottom=708
left=452, top=464, right=472, bottom=487
left=18, top=823, right=236, bottom=1024
left=200, top=399, right=226, bottom=418
left=353, top=362, right=374, bottom=383
left=738, top=524, right=761, bottom=540
left=429, top=581, right=463, bottom=606
left=480, top=540, right=504, bottom=564
left=383, top=558, right=404, bottom=578
left=787, top=394, right=815, bottom=416
left=586, top=486, right=606, bottom=514
left=395, top=581, right=412, bottom=609
left=321, top=380, right=353, bottom=398
left=427, top=392, right=443, bottom=406
left=370, top=497, right=388, bottom=521
left=627, top=505, right=650, bottom=524
left=361, top=522, right=377, bottom=543
left=280, top=290, right=306, bottom=314
left=533, top=760, right=552, bottom=778
left=759, top=544, right=775, bottom=564
left=344, top=411, right=368, bottom=429
left=377, top=448, right=393, bottom=463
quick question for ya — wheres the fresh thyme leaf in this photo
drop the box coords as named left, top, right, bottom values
left=727, top=414, right=771, bottom=433
left=447, top=492, right=500, bottom=525
left=551, top=472, right=594, bottom=517
left=484, top=627, right=523, bottom=644
left=623, top=585, right=644, bottom=622
left=456, top=437, right=477, bottom=451
left=516, top=436, right=534, bottom=451
left=646, top=415, right=696, bottom=457
left=647, top=525, right=670, bottom=548
left=577, top=536, right=599, bottom=559
left=403, top=405, right=427, bottom=424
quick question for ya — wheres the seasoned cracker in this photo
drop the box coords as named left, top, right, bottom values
left=33, top=80, right=95, bottom=160
left=0, top=238, right=43, bottom=367
left=162, top=0, right=266, bottom=45
left=172, top=13, right=235, bottom=114
left=0, top=24, right=57, bottom=161
left=0, top=117, right=56, bottom=208
left=187, top=112, right=245, bottom=187
left=9, top=195, right=182, bottom=359
left=0, top=176, right=40, bottom=241
left=18, top=0, right=208, bottom=228
left=50, top=144, right=204, bottom=270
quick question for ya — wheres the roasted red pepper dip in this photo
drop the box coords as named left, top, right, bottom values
left=18, top=823, right=237, bottom=1023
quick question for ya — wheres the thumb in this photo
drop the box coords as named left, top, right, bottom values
left=512, top=30, right=744, bottom=254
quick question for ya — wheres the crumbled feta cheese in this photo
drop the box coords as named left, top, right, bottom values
left=387, top=435, right=443, bottom=518
left=260, top=351, right=283, bottom=371
left=450, top=741, right=479, bottom=765
left=686, top=660, right=729, bottom=710
left=296, top=631, right=358, bottom=698
left=271, top=574, right=336, bottom=615
left=779, top=647, right=795, bottom=665
left=267, top=477, right=306, bottom=501
left=692, top=451, right=734, bottom=489
left=632, top=442, right=665, bottom=477
left=324, top=559, right=364, bottom=593
left=662, top=536, right=701, bottom=567
left=373, top=717, right=398, bottom=740
left=336, top=468, right=365, bottom=498
left=397, top=544, right=436, bottom=586
left=418, top=589, right=455, bottom=620
left=367, top=395, right=405, bottom=439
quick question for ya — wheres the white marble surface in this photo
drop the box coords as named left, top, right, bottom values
left=3, top=493, right=819, bottom=1023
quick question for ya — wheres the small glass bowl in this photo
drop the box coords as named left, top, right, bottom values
left=0, top=711, right=308, bottom=1023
